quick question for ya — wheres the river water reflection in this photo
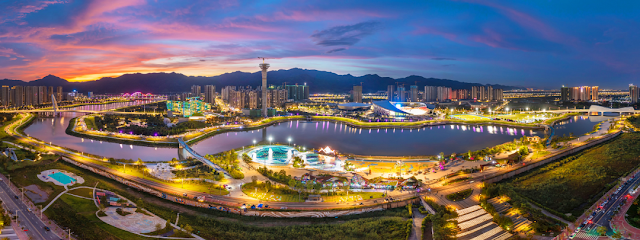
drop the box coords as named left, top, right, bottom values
left=24, top=109, right=608, bottom=161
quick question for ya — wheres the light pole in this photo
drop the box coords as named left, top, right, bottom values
left=268, top=136, right=273, bottom=145
left=253, top=140, right=256, bottom=147
left=288, top=137, right=292, bottom=146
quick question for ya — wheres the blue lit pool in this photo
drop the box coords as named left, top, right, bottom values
left=48, top=172, right=75, bottom=185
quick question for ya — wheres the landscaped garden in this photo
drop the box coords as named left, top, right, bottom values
left=498, top=133, right=640, bottom=217
left=625, top=194, right=640, bottom=228
left=445, top=189, right=473, bottom=201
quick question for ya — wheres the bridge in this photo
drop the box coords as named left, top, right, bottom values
left=177, top=138, right=230, bottom=178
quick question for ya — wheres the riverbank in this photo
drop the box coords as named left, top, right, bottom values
left=67, top=113, right=562, bottom=148
left=42, top=100, right=131, bottom=110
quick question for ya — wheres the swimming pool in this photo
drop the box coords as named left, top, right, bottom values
left=48, top=172, right=75, bottom=185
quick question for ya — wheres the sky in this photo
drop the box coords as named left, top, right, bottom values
left=1, top=0, right=639, bottom=89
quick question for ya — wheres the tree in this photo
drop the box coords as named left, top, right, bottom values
left=155, top=223, right=162, bottom=231
left=165, top=220, right=173, bottom=230
left=183, top=224, right=193, bottom=233
left=596, top=226, right=607, bottom=236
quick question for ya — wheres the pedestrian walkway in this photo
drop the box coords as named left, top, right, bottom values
left=409, top=208, right=428, bottom=240
left=454, top=205, right=511, bottom=240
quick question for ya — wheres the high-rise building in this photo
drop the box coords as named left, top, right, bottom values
left=352, top=85, right=363, bottom=103
left=38, top=86, right=46, bottom=104
left=591, top=86, right=599, bottom=101
left=221, top=86, right=235, bottom=102
left=24, top=86, right=33, bottom=106
left=451, top=89, right=469, bottom=100
left=387, top=85, right=395, bottom=101
left=487, top=86, right=493, bottom=101
left=493, top=89, right=503, bottom=101
left=436, top=86, right=451, bottom=101
left=471, top=86, right=480, bottom=100
left=56, top=86, right=62, bottom=102
left=285, top=84, right=309, bottom=101
left=630, top=84, right=639, bottom=104
left=191, top=85, right=201, bottom=98
left=409, top=85, right=418, bottom=102
left=12, top=86, right=23, bottom=107
left=0, top=86, right=9, bottom=107
left=561, top=86, right=569, bottom=102
left=204, top=85, right=216, bottom=104
left=267, top=86, right=287, bottom=108
left=259, top=61, right=270, bottom=117
left=397, top=86, right=406, bottom=102
left=424, top=86, right=437, bottom=101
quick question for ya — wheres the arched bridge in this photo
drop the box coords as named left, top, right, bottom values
left=177, top=138, right=230, bottom=178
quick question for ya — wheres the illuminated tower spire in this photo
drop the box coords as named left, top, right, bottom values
left=258, top=58, right=270, bottom=118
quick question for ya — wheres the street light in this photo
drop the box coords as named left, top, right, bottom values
left=253, top=139, right=256, bottom=147
left=268, top=136, right=273, bottom=145
left=288, top=137, right=292, bottom=146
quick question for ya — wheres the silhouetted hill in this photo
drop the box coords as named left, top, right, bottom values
left=0, top=69, right=518, bottom=94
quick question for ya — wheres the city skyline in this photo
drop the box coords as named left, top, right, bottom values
left=1, top=1, right=640, bottom=89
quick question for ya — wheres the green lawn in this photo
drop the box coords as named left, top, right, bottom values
left=500, top=133, right=640, bottom=216
left=67, top=187, right=95, bottom=198
left=60, top=194, right=97, bottom=213
left=84, top=116, right=98, bottom=130
left=530, top=150, right=550, bottom=160
left=445, top=189, right=473, bottom=201
left=54, top=193, right=145, bottom=240
left=2, top=159, right=68, bottom=205
left=323, top=192, right=385, bottom=203
left=494, top=113, right=558, bottom=122
left=241, top=182, right=385, bottom=203
left=107, top=165, right=229, bottom=195
left=449, top=114, right=491, bottom=121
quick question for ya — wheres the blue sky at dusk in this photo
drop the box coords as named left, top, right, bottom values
left=1, top=0, right=639, bottom=89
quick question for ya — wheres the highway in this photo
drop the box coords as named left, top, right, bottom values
left=0, top=177, right=59, bottom=240
left=571, top=171, right=640, bottom=239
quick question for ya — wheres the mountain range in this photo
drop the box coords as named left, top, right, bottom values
left=0, top=68, right=518, bottom=94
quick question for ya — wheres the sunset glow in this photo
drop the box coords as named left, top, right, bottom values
left=1, top=1, right=639, bottom=88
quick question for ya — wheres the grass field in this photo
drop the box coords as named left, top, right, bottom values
left=323, top=192, right=385, bottom=203
left=241, top=182, right=385, bottom=203
left=84, top=116, right=98, bottom=130
left=530, top=150, right=550, bottom=160
left=54, top=194, right=144, bottom=240
left=106, top=164, right=230, bottom=195
left=495, top=113, right=557, bottom=122
left=67, top=187, right=95, bottom=198
left=448, top=114, right=491, bottom=121
left=500, top=133, right=640, bottom=216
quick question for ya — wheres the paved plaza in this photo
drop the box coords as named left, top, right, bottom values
left=99, top=207, right=167, bottom=234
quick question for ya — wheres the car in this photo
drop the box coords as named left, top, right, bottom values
left=44, top=226, right=50, bottom=231
left=14, top=196, right=18, bottom=199
left=27, top=208, right=31, bottom=212
left=569, top=232, right=577, bottom=239
left=587, top=215, right=593, bottom=221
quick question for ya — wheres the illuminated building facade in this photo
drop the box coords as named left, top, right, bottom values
left=166, top=97, right=211, bottom=117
